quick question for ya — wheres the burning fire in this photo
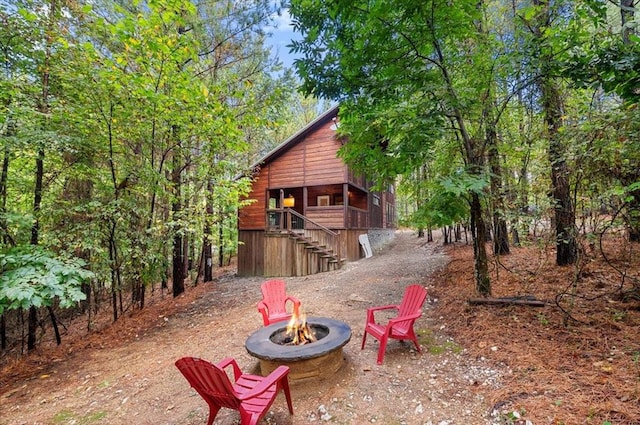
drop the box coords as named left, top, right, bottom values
left=285, top=309, right=317, bottom=345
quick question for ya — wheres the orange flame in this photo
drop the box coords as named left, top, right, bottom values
left=285, top=309, right=317, bottom=345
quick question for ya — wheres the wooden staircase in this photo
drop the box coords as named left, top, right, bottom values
left=287, top=231, right=345, bottom=272
left=265, top=208, right=346, bottom=275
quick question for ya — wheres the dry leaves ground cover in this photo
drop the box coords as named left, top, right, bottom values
left=1, top=229, right=639, bottom=425
left=438, top=235, right=640, bottom=424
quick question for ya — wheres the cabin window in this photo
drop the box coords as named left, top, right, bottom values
left=373, top=195, right=380, bottom=206
left=317, top=195, right=330, bottom=206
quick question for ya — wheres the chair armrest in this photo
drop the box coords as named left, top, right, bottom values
left=365, top=304, right=398, bottom=322
left=285, top=296, right=302, bottom=316
left=237, top=366, right=290, bottom=400
left=217, top=357, right=242, bottom=380
left=366, top=304, right=399, bottom=313
left=257, top=301, right=269, bottom=325
left=388, top=311, right=422, bottom=324
left=285, top=295, right=301, bottom=307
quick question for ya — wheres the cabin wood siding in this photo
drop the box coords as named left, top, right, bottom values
left=237, top=230, right=264, bottom=276
left=303, top=126, right=346, bottom=186
left=267, top=141, right=306, bottom=188
left=305, top=207, right=345, bottom=229
left=239, top=168, right=269, bottom=230
left=267, top=124, right=346, bottom=188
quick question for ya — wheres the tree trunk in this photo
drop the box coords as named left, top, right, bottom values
left=202, top=238, right=213, bottom=282
left=106, top=214, right=122, bottom=322
left=47, top=306, right=61, bottom=345
left=173, top=230, right=185, bottom=296
left=431, top=10, right=492, bottom=294
left=534, top=0, right=577, bottom=266
left=470, top=192, right=491, bottom=296
left=172, top=128, right=185, bottom=297
left=31, top=149, right=44, bottom=246
left=1, top=313, right=6, bottom=349
left=479, top=10, right=510, bottom=256
left=183, top=234, right=190, bottom=282
left=27, top=306, right=37, bottom=351
left=544, top=82, right=576, bottom=265
left=218, top=215, right=225, bottom=267
left=202, top=178, right=214, bottom=282
left=1, top=115, right=14, bottom=246
left=111, top=278, right=117, bottom=322
left=486, top=116, right=510, bottom=255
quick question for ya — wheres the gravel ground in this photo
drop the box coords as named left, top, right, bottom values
left=1, top=230, right=508, bottom=425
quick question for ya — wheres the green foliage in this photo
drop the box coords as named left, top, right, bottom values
left=564, top=33, right=640, bottom=103
left=336, top=98, right=445, bottom=189
left=0, top=246, right=92, bottom=315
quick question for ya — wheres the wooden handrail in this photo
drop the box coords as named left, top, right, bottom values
left=265, top=208, right=342, bottom=263
left=286, top=208, right=338, bottom=236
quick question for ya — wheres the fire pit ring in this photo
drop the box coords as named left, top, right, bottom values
left=245, top=317, right=351, bottom=383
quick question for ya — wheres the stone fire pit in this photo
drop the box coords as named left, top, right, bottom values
left=245, top=317, right=351, bottom=383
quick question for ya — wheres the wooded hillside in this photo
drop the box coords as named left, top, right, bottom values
left=0, top=0, right=322, bottom=354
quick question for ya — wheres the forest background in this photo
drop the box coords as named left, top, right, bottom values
left=0, top=0, right=639, bottom=400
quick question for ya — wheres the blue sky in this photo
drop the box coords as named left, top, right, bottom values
left=266, top=8, right=302, bottom=70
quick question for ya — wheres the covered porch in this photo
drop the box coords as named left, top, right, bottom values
left=267, top=184, right=369, bottom=231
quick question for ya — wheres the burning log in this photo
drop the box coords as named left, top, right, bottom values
left=285, top=309, right=317, bottom=345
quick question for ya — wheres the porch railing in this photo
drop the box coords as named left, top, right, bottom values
left=266, top=208, right=341, bottom=261
left=346, top=206, right=368, bottom=228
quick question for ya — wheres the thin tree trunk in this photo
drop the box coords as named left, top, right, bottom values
left=1, top=313, right=6, bottom=349
left=109, top=223, right=119, bottom=322
left=218, top=215, right=224, bottom=267
left=47, top=306, right=61, bottom=345
left=172, top=126, right=185, bottom=297
left=1, top=115, right=14, bottom=246
left=173, top=229, right=185, bottom=296
left=486, top=112, right=510, bottom=255
left=478, top=0, right=509, bottom=256
left=533, top=0, right=577, bottom=266
left=203, top=227, right=213, bottom=282
left=27, top=306, right=37, bottom=351
left=202, top=179, right=214, bottom=282
left=30, top=149, right=44, bottom=247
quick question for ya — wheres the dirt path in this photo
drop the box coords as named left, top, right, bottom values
left=1, top=230, right=506, bottom=425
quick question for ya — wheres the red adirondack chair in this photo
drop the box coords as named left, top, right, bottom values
left=257, top=279, right=301, bottom=326
left=175, top=357, right=293, bottom=425
left=361, top=284, right=428, bottom=365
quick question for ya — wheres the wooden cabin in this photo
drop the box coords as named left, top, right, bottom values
left=237, top=105, right=396, bottom=277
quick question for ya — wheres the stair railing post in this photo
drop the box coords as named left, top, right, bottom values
left=337, top=231, right=341, bottom=266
